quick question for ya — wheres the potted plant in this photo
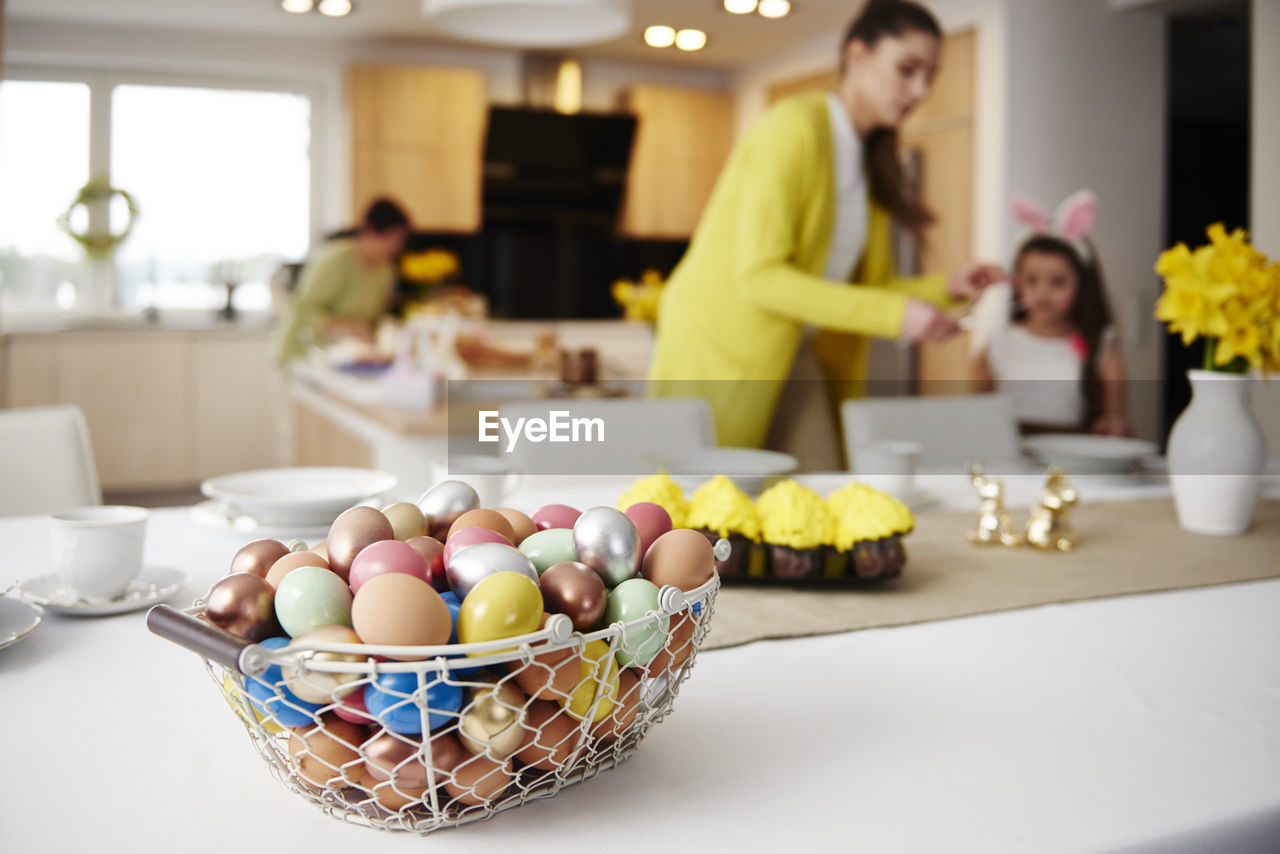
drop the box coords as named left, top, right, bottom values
left=1155, top=223, right=1279, bottom=534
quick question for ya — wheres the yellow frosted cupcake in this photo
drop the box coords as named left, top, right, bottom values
left=755, top=479, right=837, bottom=580
left=617, top=472, right=688, bottom=529
left=827, top=482, right=914, bottom=581
left=686, top=475, right=765, bottom=578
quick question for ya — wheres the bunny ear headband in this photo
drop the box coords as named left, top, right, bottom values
left=1011, top=189, right=1097, bottom=261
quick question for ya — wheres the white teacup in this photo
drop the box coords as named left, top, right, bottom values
left=50, top=505, right=149, bottom=599
left=431, top=455, right=523, bottom=509
left=854, top=440, right=922, bottom=502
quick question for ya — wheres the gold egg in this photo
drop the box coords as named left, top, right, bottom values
left=310, top=539, right=329, bottom=561
left=459, top=682, right=526, bottom=759
left=283, top=625, right=366, bottom=703
left=382, top=502, right=429, bottom=541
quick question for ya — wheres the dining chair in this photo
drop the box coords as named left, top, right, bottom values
left=840, top=392, right=1022, bottom=470
left=0, top=404, right=103, bottom=516
left=480, top=396, right=716, bottom=476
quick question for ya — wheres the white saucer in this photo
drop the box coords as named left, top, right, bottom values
left=0, top=597, right=44, bottom=649
left=20, top=567, right=189, bottom=616
left=190, top=500, right=333, bottom=540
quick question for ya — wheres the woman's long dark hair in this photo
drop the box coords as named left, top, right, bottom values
left=1011, top=235, right=1115, bottom=428
left=842, top=0, right=942, bottom=231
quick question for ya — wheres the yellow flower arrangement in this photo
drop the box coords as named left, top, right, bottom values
left=401, top=248, right=461, bottom=284
left=1154, top=223, right=1280, bottom=371
left=611, top=268, right=666, bottom=323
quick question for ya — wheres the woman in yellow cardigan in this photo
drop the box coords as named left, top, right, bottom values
left=648, top=0, right=1003, bottom=449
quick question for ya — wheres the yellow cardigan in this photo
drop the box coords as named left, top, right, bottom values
left=647, top=92, right=955, bottom=448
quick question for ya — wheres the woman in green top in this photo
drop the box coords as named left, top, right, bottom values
left=275, top=198, right=411, bottom=363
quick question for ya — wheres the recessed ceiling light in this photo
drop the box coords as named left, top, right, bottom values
left=724, top=0, right=757, bottom=13
left=758, top=0, right=791, bottom=19
left=317, top=0, right=352, bottom=16
left=675, top=28, right=707, bottom=51
left=281, top=0, right=314, bottom=13
left=644, top=25, right=676, bottom=48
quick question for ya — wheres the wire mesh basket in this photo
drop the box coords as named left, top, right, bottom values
left=147, top=571, right=718, bottom=835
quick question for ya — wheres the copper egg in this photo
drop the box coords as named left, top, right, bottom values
left=205, top=573, right=279, bottom=641
left=326, top=506, right=395, bottom=581
left=228, top=539, right=290, bottom=578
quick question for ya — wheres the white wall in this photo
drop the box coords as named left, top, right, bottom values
left=1253, top=0, right=1280, bottom=252
left=4, top=18, right=729, bottom=238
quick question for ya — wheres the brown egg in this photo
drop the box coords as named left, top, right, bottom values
left=442, top=749, right=515, bottom=808
left=494, top=508, right=537, bottom=545
left=288, top=715, right=367, bottom=790
left=264, top=550, right=330, bottom=591
left=362, top=732, right=432, bottom=810
left=539, top=561, right=607, bottom=631
left=310, top=539, right=329, bottom=561
left=283, top=625, right=365, bottom=703
left=591, top=668, right=643, bottom=742
left=350, top=573, right=451, bottom=658
left=205, top=573, right=279, bottom=641
left=404, top=536, right=445, bottom=586
left=510, top=614, right=582, bottom=700
left=446, top=509, right=515, bottom=543
left=326, top=506, right=395, bottom=581
left=382, top=502, right=429, bottom=541
left=515, top=700, right=583, bottom=771
left=641, top=529, right=715, bottom=592
left=228, top=539, right=290, bottom=578
left=644, top=611, right=697, bottom=677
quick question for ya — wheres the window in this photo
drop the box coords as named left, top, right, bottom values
left=0, top=73, right=312, bottom=317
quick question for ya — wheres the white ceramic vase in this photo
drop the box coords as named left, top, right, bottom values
left=1167, top=369, right=1266, bottom=535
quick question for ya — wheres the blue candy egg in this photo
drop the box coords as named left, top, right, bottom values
left=364, top=671, right=462, bottom=735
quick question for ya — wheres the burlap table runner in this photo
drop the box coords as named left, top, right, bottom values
left=702, top=497, right=1280, bottom=650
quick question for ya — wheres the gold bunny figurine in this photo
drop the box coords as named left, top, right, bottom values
left=1025, top=467, right=1079, bottom=551
left=967, top=463, right=1023, bottom=547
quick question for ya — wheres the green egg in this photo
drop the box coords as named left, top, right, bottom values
left=518, top=528, right=578, bottom=575
left=603, top=577, right=668, bottom=668
left=273, top=565, right=353, bottom=637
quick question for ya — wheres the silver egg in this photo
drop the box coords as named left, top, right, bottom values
left=445, top=542, right=539, bottom=600
left=573, top=506, right=640, bottom=588
left=417, top=480, right=480, bottom=534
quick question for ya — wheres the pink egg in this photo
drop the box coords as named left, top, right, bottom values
left=333, top=687, right=374, bottom=725
left=348, top=540, right=430, bottom=595
left=624, top=501, right=674, bottom=556
left=531, top=504, right=581, bottom=531
left=442, top=526, right=513, bottom=563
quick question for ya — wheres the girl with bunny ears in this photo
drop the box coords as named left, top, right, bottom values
left=973, top=190, right=1133, bottom=436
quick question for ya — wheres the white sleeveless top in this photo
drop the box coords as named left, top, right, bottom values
left=823, top=93, right=867, bottom=282
left=987, top=325, right=1085, bottom=428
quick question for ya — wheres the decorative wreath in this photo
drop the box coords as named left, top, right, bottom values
left=57, top=177, right=139, bottom=258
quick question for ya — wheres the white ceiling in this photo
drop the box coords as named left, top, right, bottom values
left=6, top=0, right=855, bottom=69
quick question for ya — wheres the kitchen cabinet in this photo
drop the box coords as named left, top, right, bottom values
left=621, top=84, right=734, bottom=239
left=2, top=325, right=283, bottom=492
left=347, top=65, right=486, bottom=232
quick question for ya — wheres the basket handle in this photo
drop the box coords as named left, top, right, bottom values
left=146, top=604, right=268, bottom=677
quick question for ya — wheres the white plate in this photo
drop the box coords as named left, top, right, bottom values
left=0, top=597, right=44, bottom=649
left=1022, top=434, right=1159, bottom=475
left=189, top=501, right=334, bottom=540
left=200, top=467, right=397, bottom=520
left=20, top=567, right=188, bottom=616
left=649, top=448, right=800, bottom=495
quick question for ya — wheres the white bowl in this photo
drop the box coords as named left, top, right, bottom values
left=648, top=447, right=799, bottom=495
left=1022, top=434, right=1159, bottom=475
left=200, top=467, right=398, bottom=522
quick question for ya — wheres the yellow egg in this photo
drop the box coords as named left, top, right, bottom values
left=558, top=639, right=619, bottom=722
left=457, top=572, right=543, bottom=656
left=382, top=502, right=429, bottom=540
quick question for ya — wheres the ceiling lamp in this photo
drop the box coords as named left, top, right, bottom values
left=281, top=0, right=314, bottom=12
left=317, top=0, right=352, bottom=16
left=674, top=29, right=707, bottom=51
left=422, top=0, right=631, bottom=48
left=644, top=25, right=676, bottom=48
left=723, top=0, right=757, bottom=13
left=757, top=0, right=791, bottom=19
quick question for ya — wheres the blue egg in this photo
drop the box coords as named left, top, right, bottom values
left=246, top=636, right=322, bottom=727
left=439, top=591, right=486, bottom=678
left=364, top=671, right=462, bottom=735
left=692, top=601, right=702, bottom=617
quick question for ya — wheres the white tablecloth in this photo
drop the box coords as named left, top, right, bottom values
left=2, top=475, right=1278, bottom=853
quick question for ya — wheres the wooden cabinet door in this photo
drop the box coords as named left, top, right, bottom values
left=347, top=65, right=486, bottom=232
left=621, top=84, right=734, bottom=239
left=4, top=335, right=57, bottom=408
left=192, top=333, right=283, bottom=480
left=55, top=332, right=192, bottom=491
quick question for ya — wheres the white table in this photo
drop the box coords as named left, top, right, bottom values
left=2, top=475, right=1278, bottom=854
